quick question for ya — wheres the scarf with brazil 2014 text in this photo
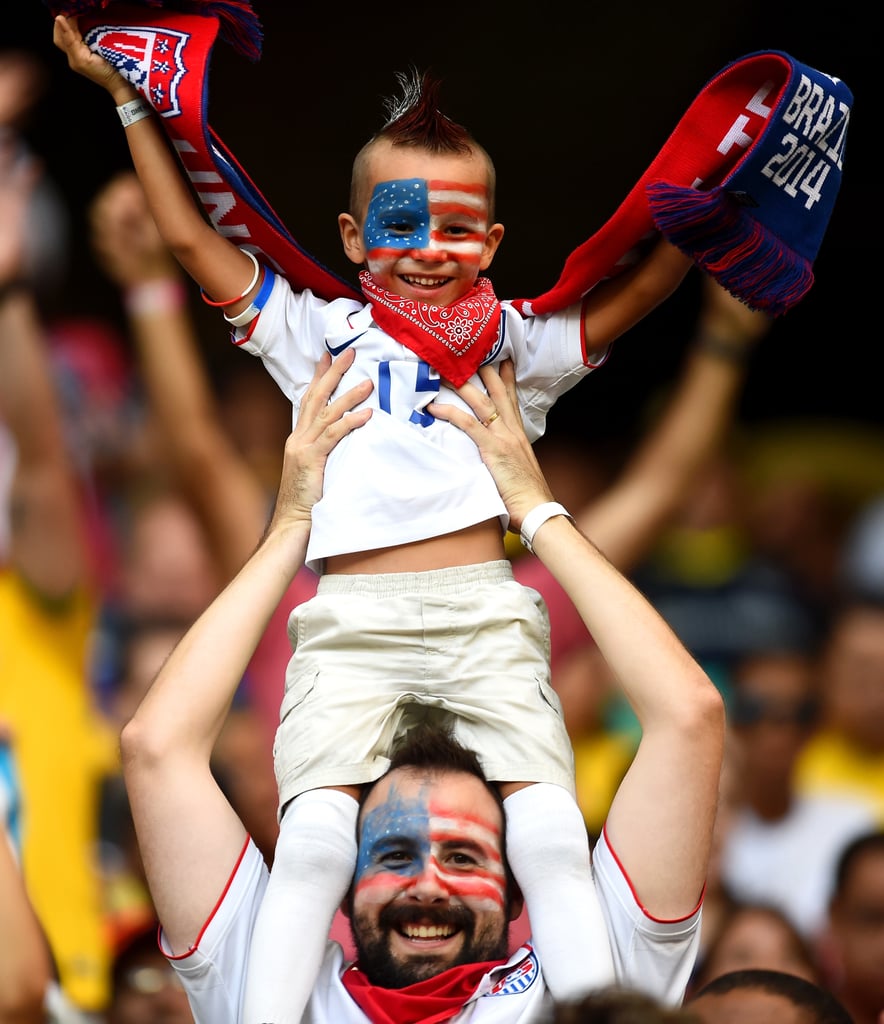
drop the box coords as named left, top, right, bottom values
left=47, top=0, right=852, bottom=386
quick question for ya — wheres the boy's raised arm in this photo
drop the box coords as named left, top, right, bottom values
left=52, top=14, right=261, bottom=319
left=580, top=237, right=693, bottom=353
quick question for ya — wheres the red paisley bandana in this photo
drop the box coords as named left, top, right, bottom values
left=359, top=272, right=501, bottom=387
left=341, top=957, right=506, bottom=1024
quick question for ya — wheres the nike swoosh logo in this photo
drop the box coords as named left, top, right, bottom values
left=325, top=332, right=366, bottom=356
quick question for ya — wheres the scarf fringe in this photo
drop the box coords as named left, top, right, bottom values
left=44, top=0, right=263, bottom=61
left=646, top=181, right=814, bottom=317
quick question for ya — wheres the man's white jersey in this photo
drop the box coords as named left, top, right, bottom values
left=163, top=835, right=701, bottom=1023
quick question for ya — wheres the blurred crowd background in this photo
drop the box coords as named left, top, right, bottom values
left=1, top=4, right=881, bottom=1024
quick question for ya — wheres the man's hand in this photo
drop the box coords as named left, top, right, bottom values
left=429, top=359, right=555, bottom=534
left=268, top=350, right=373, bottom=533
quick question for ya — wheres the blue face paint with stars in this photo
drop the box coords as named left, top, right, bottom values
left=355, top=784, right=431, bottom=888
left=363, top=179, right=431, bottom=252
left=354, top=782, right=506, bottom=908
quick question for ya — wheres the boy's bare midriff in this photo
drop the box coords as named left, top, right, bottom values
left=324, top=518, right=507, bottom=575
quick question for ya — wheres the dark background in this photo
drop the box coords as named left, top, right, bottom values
left=5, top=3, right=878, bottom=450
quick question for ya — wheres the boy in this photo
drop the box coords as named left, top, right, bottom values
left=55, top=16, right=693, bottom=1023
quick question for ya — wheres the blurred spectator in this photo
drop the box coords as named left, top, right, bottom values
left=630, top=451, right=818, bottom=695
left=840, top=493, right=884, bottom=601
left=719, top=649, right=876, bottom=941
left=88, top=172, right=285, bottom=874
left=741, top=420, right=884, bottom=617
left=87, top=170, right=310, bottom=753
left=743, top=471, right=854, bottom=630
left=687, top=968, right=853, bottom=1024
left=796, top=598, right=884, bottom=825
left=694, top=730, right=745, bottom=972
left=0, top=138, right=117, bottom=1012
left=0, top=48, right=69, bottom=304
left=45, top=314, right=149, bottom=597
left=816, top=829, right=884, bottom=1024
left=547, top=986, right=696, bottom=1023
left=105, top=921, right=193, bottom=1024
left=689, top=902, right=821, bottom=997
left=210, top=704, right=281, bottom=868
left=553, top=640, right=634, bottom=840
left=1, top=733, right=92, bottom=1024
left=0, top=735, right=52, bottom=1024
left=111, top=488, right=222, bottom=625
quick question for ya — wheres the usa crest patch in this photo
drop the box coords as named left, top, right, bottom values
left=489, top=951, right=540, bottom=997
left=84, top=24, right=189, bottom=118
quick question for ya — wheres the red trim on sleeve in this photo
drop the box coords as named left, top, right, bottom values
left=601, top=823, right=705, bottom=924
left=165, top=835, right=252, bottom=960
left=230, top=314, right=261, bottom=347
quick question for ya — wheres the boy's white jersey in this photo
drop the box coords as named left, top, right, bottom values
left=237, top=278, right=607, bottom=573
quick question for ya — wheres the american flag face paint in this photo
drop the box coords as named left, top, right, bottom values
left=363, top=177, right=490, bottom=270
left=354, top=778, right=506, bottom=914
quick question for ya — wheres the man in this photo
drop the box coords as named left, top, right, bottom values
left=719, top=649, right=875, bottom=941
left=818, top=829, right=884, bottom=1024
left=106, top=922, right=193, bottom=1024
left=687, top=968, right=853, bottom=1024
left=120, top=356, right=725, bottom=1021
left=796, top=600, right=884, bottom=825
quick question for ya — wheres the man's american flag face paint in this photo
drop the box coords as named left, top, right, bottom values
left=363, top=178, right=489, bottom=264
left=354, top=781, right=506, bottom=911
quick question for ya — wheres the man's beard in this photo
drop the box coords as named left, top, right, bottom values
left=350, top=902, right=510, bottom=988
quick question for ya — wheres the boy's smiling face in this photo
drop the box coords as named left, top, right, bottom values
left=339, top=141, right=504, bottom=307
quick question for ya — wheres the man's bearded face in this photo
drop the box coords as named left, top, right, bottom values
left=348, top=769, right=511, bottom=987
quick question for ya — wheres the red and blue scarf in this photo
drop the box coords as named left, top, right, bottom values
left=46, top=1, right=852, bottom=384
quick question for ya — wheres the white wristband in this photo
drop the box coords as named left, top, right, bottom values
left=223, top=303, right=260, bottom=327
left=116, top=97, right=152, bottom=128
left=519, top=502, right=572, bottom=553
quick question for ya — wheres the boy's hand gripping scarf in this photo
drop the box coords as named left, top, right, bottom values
left=48, top=1, right=852, bottom=382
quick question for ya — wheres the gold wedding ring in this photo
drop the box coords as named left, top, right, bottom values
left=482, top=410, right=500, bottom=427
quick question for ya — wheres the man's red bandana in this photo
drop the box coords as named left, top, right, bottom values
left=341, top=957, right=507, bottom=1024
left=359, top=272, right=501, bottom=387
